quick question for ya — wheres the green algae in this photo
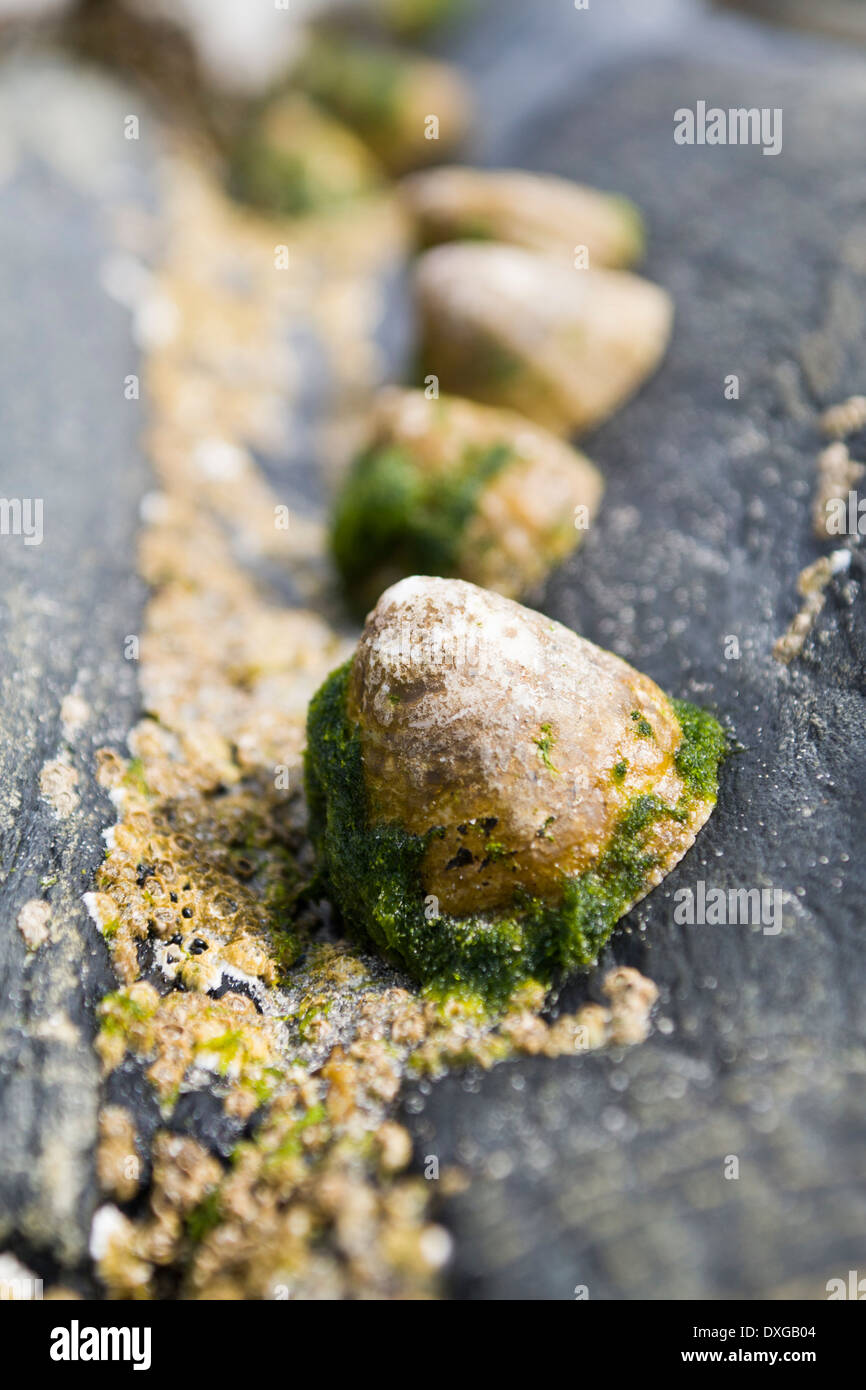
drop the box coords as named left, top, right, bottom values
left=185, top=1190, right=223, bottom=1246
left=331, top=439, right=512, bottom=615
left=297, top=37, right=407, bottom=147
left=256, top=1103, right=329, bottom=1173
left=122, top=756, right=151, bottom=798
left=630, top=710, right=654, bottom=738
left=98, top=988, right=158, bottom=1037
left=228, top=97, right=380, bottom=216
left=381, top=0, right=468, bottom=35
left=670, top=696, right=728, bottom=799
left=304, top=660, right=728, bottom=1007
left=534, top=723, right=558, bottom=772
left=230, top=141, right=358, bottom=216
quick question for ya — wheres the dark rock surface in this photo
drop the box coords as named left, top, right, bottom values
left=0, top=59, right=151, bottom=1275
left=400, top=12, right=866, bottom=1300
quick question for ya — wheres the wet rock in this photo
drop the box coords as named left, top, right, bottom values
left=0, top=58, right=150, bottom=1278
left=415, top=242, right=673, bottom=435
left=402, top=165, right=644, bottom=267
left=330, top=386, right=604, bottom=612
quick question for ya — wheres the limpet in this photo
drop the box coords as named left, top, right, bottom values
left=415, top=241, right=673, bottom=436
left=305, top=577, right=726, bottom=1002
left=330, top=386, right=603, bottom=612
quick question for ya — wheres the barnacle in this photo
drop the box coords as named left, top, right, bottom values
left=331, top=387, right=603, bottom=613
left=306, top=577, right=726, bottom=1004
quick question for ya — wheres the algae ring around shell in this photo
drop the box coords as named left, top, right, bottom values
left=330, top=387, right=604, bottom=614
left=305, top=577, right=726, bottom=1004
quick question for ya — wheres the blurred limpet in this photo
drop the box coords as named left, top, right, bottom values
left=229, top=93, right=382, bottom=216
left=415, top=242, right=673, bottom=435
left=402, top=165, right=645, bottom=268
left=305, top=577, right=726, bottom=1003
left=330, top=386, right=604, bottom=613
left=295, top=33, right=471, bottom=174
left=373, top=0, right=470, bottom=35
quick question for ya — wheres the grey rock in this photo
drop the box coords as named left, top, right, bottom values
left=401, top=32, right=866, bottom=1299
left=0, top=59, right=151, bottom=1278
